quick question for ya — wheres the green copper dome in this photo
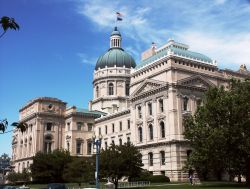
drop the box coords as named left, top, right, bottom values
left=95, top=27, right=136, bottom=70
left=111, top=26, right=121, bottom=36
left=95, top=48, right=136, bottom=70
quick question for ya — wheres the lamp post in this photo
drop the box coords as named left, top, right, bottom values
left=92, top=134, right=102, bottom=189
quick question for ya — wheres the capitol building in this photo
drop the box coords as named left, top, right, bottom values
left=11, top=26, right=249, bottom=181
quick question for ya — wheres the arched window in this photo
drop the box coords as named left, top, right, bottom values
left=67, top=142, right=70, bottom=151
left=183, top=96, right=189, bottom=111
left=149, top=124, right=153, bottom=140
left=18, top=163, right=20, bottom=173
left=125, top=83, right=130, bottom=96
left=104, top=141, right=107, bottom=149
left=44, top=135, right=52, bottom=153
left=29, top=137, right=32, bottom=155
left=109, top=83, right=114, bottom=95
left=22, top=162, right=25, bottom=171
left=160, top=151, right=165, bottom=165
left=160, top=122, right=165, bottom=138
left=127, top=137, right=130, bottom=143
left=87, top=141, right=92, bottom=155
left=138, top=127, right=143, bottom=142
left=119, top=138, right=122, bottom=146
left=96, top=86, right=99, bottom=98
left=148, top=152, right=153, bottom=166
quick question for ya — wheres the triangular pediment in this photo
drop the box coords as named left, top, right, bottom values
left=177, top=75, right=215, bottom=88
left=131, top=79, right=167, bottom=97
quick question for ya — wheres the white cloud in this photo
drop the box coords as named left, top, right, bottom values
left=176, top=31, right=250, bottom=69
left=77, top=53, right=97, bottom=65
left=76, top=0, right=250, bottom=68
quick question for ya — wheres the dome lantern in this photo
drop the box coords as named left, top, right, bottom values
left=110, top=26, right=122, bottom=48
left=95, top=26, right=136, bottom=70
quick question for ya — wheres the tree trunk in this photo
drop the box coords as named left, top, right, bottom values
left=237, top=175, right=241, bottom=183
left=114, top=179, right=118, bottom=189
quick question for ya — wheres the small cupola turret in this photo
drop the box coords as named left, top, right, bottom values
left=110, top=26, right=122, bottom=48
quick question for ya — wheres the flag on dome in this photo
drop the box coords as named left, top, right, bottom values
left=116, top=12, right=123, bottom=21
left=152, top=42, right=157, bottom=48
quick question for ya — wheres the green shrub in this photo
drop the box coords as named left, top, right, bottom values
left=130, top=170, right=170, bottom=183
left=147, top=175, right=170, bottom=183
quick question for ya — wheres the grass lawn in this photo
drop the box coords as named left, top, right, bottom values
left=24, top=182, right=248, bottom=189
left=144, top=182, right=248, bottom=189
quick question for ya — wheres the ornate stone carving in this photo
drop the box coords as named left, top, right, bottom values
left=66, top=135, right=71, bottom=140
left=157, top=114, right=166, bottom=120
left=147, top=116, right=154, bottom=123
left=101, top=83, right=106, bottom=88
left=136, top=120, right=143, bottom=126
left=117, top=81, right=123, bottom=87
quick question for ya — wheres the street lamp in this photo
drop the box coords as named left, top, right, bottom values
left=92, top=134, right=102, bottom=189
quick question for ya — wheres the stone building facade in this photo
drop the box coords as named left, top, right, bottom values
left=91, top=27, right=249, bottom=181
left=12, top=26, right=249, bottom=181
left=12, top=98, right=102, bottom=172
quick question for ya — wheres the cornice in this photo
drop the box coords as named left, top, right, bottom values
left=65, top=112, right=101, bottom=119
left=20, top=97, right=66, bottom=112
left=130, top=65, right=229, bottom=88
left=130, top=84, right=169, bottom=102
left=93, top=75, right=131, bottom=84
left=136, top=139, right=189, bottom=150
left=95, top=109, right=130, bottom=123
left=92, top=96, right=129, bottom=104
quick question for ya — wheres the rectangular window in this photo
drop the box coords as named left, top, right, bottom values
left=127, top=119, right=130, bottom=129
left=125, top=83, right=130, bottom=96
left=138, top=106, right=142, bottom=119
left=159, top=99, right=164, bottom=112
left=87, top=142, right=92, bottom=155
left=99, top=127, right=101, bottom=135
left=112, top=123, right=115, bottom=133
left=87, top=123, right=93, bottom=131
left=77, top=122, right=82, bottom=131
left=76, top=140, right=81, bottom=154
left=148, top=103, right=152, bottom=115
left=119, top=121, right=122, bottom=131
left=105, top=125, right=107, bottom=134
left=160, top=151, right=165, bottom=165
left=46, top=123, right=52, bottom=131
left=183, top=97, right=189, bottom=111
left=149, top=153, right=153, bottom=166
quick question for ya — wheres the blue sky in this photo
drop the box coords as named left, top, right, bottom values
left=0, top=0, right=250, bottom=156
